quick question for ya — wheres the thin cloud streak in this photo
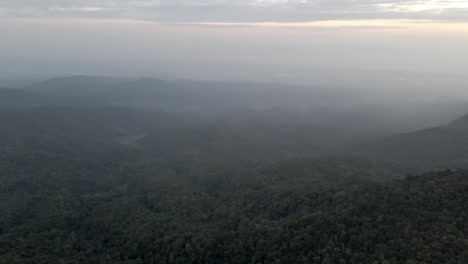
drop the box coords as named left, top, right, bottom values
left=49, top=6, right=111, bottom=12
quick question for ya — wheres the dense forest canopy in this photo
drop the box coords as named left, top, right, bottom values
left=0, top=76, right=467, bottom=263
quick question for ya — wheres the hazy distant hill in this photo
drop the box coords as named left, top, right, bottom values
left=361, top=112, right=468, bottom=170
left=22, top=75, right=131, bottom=96
left=16, top=76, right=468, bottom=121
left=0, top=78, right=45, bottom=88
left=0, top=88, right=55, bottom=108
left=0, top=107, right=205, bottom=155
left=9, top=75, right=468, bottom=135
left=22, top=76, right=219, bottom=111
left=20, top=75, right=372, bottom=112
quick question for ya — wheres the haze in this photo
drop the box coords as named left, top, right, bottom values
left=2, top=1, right=468, bottom=263
left=1, top=0, right=468, bottom=81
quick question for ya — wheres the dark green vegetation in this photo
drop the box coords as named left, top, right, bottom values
left=0, top=76, right=467, bottom=263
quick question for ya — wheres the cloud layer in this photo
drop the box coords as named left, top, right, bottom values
left=1, top=0, right=468, bottom=22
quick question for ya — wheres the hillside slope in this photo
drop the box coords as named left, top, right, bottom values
left=0, top=151, right=465, bottom=263
left=359, top=112, right=468, bottom=171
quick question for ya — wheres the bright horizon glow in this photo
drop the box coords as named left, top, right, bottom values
left=2, top=17, right=468, bottom=33
left=183, top=19, right=468, bottom=36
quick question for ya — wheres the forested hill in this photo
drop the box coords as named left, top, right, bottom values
left=1, top=77, right=468, bottom=263
left=361, top=112, right=468, bottom=170
left=0, top=149, right=466, bottom=263
left=0, top=107, right=206, bottom=156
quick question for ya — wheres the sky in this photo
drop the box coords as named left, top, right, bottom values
left=1, top=0, right=468, bottom=80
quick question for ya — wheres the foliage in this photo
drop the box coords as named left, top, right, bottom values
left=0, top=149, right=466, bottom=263
left=0, top=106, right=467, bottom=263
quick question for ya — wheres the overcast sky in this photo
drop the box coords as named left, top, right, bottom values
left=1, top=0, right=468, bottom=80
left=2, top=0, right=468, bottom=22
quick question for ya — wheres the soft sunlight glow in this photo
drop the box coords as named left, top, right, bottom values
left=186, top=19, right=468, bottom=34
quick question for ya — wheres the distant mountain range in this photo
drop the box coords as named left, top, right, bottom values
left=3, top=75, right=468, bottom=133
left=3, top=75, right=468, bottom=167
